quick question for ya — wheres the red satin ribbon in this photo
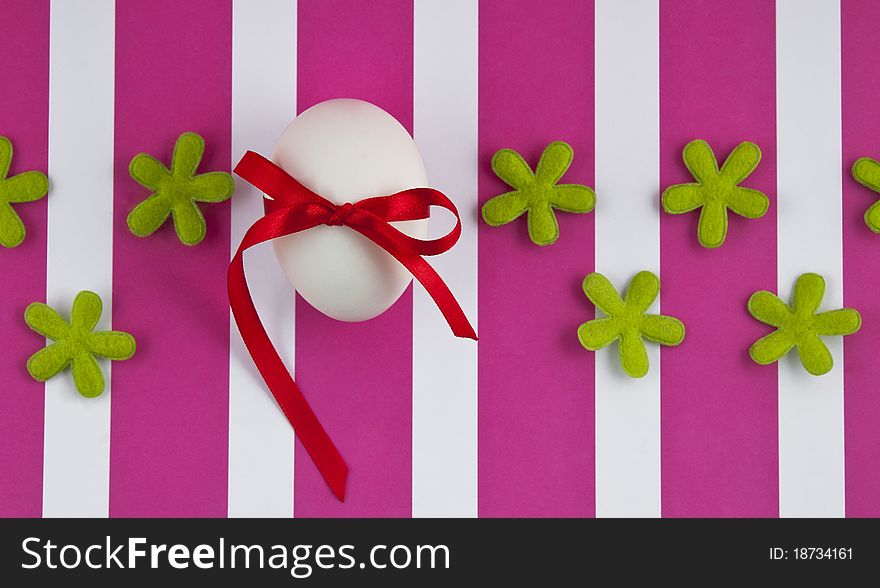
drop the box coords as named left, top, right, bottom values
left=229, top=151, right=477, bottom=501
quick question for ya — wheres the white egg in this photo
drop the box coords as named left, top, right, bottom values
left=270, top=98, right=429, bottom=321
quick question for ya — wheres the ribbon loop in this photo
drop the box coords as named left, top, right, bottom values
left=228, top=150, right=477, bottom=501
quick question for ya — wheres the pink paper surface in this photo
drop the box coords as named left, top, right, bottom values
left=109, top=0, right=232, bottom=517
left=477, top=0, right=596, bottom=517
left=659, top=0, right=779, bottom=517
left=0, top=0, right=49, bottom=518
left=293, top=0, right=414, bottom=517
left=842, top=0, right=880, bottom=518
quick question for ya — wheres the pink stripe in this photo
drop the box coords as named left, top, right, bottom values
left=110, top=0, right=231, bottom=517
left=294, top=0, right=414, bottom=517
left=478, top=0, right=595, bottom=517
left=842, top=0, right=880, bottom=518
left=660, top=0, right=778, bottom=517
left=0, top=0, right=48, bottom=518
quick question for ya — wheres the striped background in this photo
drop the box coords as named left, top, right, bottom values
left=0, top=0, right=878, bottom=518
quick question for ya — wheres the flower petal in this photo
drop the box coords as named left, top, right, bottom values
left=624, top=271, right=660, bottom=313
left=491, top=148, right=534, bottom=191
left=27, top=343, right=72, bottom=382
left=749, top=330, right=796, bottom=365
left=525, top=203, right=559, bottom=246
left=852, top=157, right=880, bottom=193
left=127, top=194, right=172, bottom=237
left=747, top=291, right=792, bottom=327
left=172, top=201, right=207, bottom=246
left=662, top=184, right=704, bottom=214
left=71, top=290, right=103, bottom=331
left=726, top=187, right=769, bottom=219
left=535, top=141, right=573, bottom=185
left=865, top=200, right=880, bottom=233
left=640, top=315, right=685, bottom=346
left=0, top=136, right=11, bottom=179
left=88, top=331, right=136, bottom=360
left=619, top=331, right=649, bottom=378
left=0, top=201, right=26, bottom=248
left=24, top=302, right=70, bottom=339
left=682, top=139, right=719, bottom=184
left=583, top=272, right=625, bottom=316
left=2, top=171, right=48, bottom=203
left=792, top=273, right=825, bottom=315
left=697, top=200, right=728, bottom=248
left=719, top=141, right=762, bottom=184
left=71, top=352, right=105, bottom=397
left=171, top=132, right=205, bottom=178
left=188, top=172, right=234, bottom=203
left=797, top=334, right=833, bottom=376
left=812, top=308, right=861, bottom=336
left=550, top=184, right=595, bottom=213
left=577, top=317, right=621, bottom=350
left=129, top=153, right=170, bottom=189
left=481, top=191, right=528, bottom=226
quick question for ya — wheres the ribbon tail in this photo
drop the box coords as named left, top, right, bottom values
left=353, top=224, right=477, bottom=341
left=229, top=237, right=348, bottom=501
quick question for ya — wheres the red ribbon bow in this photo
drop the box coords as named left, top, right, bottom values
left=229, top=151, right=477, bottom=501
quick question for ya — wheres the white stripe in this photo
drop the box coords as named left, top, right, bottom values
left=594, top=0, right=661, bottom=518
left=776, top=0, right=844, bottom=517
left=43, top=0, right=115, bottom=518
left=228, top=0, right=297, bottom=518
left=412, top=0, right=479, bottom=517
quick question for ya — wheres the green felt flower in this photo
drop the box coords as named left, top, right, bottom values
left=577, top=271, right=685, bottom=378
left=748, top=273, right=861, bottom=376
left=0, top=136, right=49, bottom=248
left=662, top=139, right=769, bottom=248
left=24, top=291, right=136, bottom=398
left=851, top=157, right=880, bottom=232
left=127, top=132, right=234, bottom=246
left=482, top=141, right=596, bottom=246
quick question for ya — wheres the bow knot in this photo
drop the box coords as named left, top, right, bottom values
left=326, top=202, right=354, bottom=226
